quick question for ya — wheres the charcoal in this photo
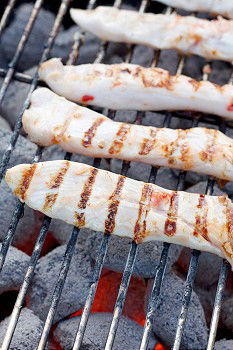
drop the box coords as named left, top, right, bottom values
left=0, top=180, right=36, bottom=247
left=0, top=244, right=29, bottom=294
left=1, top=66, right=36, bottom=127
left=54, top=312, right=157, bottom=350
left=0, top=115, right=11, bottom=131
left=214, top=339, right=233, bottom=350
left=1, top=4, right=55, bottom=70
left=146, top=271, right=208, bottom=349
left=51, top=26, right=78, bottom=60
left=221, top=296, right=233, bottom=332
left=186, top=181, right=225, bottom=196
left=178, top=248, right=222, bottom=288
left=28, top=243, right=93, bottom=323
left=193, top=284, right=216, bottom=325
left=172, top=169, right=207, bottom=187
left=77, top=32, right=101, bottom=65
left=84, top=230, right=181, bottom=278
left=0, top=308, right=43, bottom=350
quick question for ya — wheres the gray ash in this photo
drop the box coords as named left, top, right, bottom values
left=146, top=271, right=208, bottom=349
left=54, top=312, right=157, bottom=350
left=28, top=243, right=93, bottom=323
left=0, top=308, right=43, bottom=350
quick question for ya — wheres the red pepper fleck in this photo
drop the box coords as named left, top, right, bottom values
left=81, top=95, right=94, bottom=103
left=227, top=103, right=233, bottom=112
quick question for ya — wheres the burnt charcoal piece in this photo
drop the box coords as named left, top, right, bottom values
left=221, top=297, right=233, bottom=333
left=214, top=339, right=233, bottom=350
left=0, top=129, right=36, bottom=167
left=0, top=244, right=29, bottom=294
left=28, top=243, right=93, bottom=323
left=178, top=248, right=222, bottom=288
left=0, top=180, right=36, bottom=248
left=146, top=271, right=208, bottom=350
left=0, top=115, right=11, bottom=131
left=0, top=308, right=43, bottom=350
left=0, top=4, right=55, bottom=70
left=84, top=230, right=181, bottom=278
left=54, top=312, right=157, bottom=350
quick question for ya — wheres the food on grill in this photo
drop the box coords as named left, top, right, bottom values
left=156, top=0, right=233, bottom=19
left=5, top=160, right=233, bottom=268
left=39, top=59, right=233, bottom=120
left=23, top=88, right=233, bottom=182
left=70, top=6, right=233, bottom=62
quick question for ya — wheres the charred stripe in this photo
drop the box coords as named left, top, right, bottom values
left=82, top=117, right=105, bottom=148
left=75, top=168, right=98, bottom=227
left=49, top=161, right=70, bottom=189
left=139, top=138, right=156, bottom=156
left=105, top=176, right=126, bottom=234
left=134, top=183, right=153, bottom=243
left=222, top=196, right=233, bottom=258
left=193, top=194, right=209, bottom=241
left=108, top=123, right=131, bottom=155
left=199, top=129, right=218, bottom=163
left=14, top=163, right=37, bottom=200
left=164, top=192, right=179, bottom=236
left=43, top=193, right=58, bottom=210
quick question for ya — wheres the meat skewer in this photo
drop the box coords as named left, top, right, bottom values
left=6, top=160, right=233, bottom=268
left=39, top=59, right=233, bottom=120
left=155, top=0, right=233, bottom=19
left=23, top=88, right=233, bottom=182
left=70, top=6, right=233, bottom=62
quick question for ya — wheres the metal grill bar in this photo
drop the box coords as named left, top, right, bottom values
left=0, top=0, right=44, bottom=105
left=1, top=215, right=51, bottom=350
left=0, top=1, right=231, bottom=349
left=207, top=260, right=230, bottom=350
left=37, top=227, right=80, bottom=350
left=0, top=0, right=17, bottom=36
left=0, top=1, right=71, bottom=348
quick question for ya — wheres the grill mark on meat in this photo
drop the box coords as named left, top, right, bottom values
left=43, top=193, right=58, bottom=210
left=52, top=113, right=75, bottom=144
left=48, top=161, right=70, bottom=189
left=189, top=78, right=200, bottom=91
left=14, top=164, right=37, bottom=200
left=139, top=138, right=156, bottom=155
left=162, top=130, right=190, bottom=166
left=193, top=194, right=209, bottom=242
left=75, top=168, right=98, bottom=227
left=108, top=123, right=131, bottom=155
left=134, top=183, right=153, bottom=243
left=82, top=117, right=105, bottom=148
left=222, top=196, right=233, bottom=258
left=105, top=176, right=126, bottom=234
left=199, top=129, right=218, bottom=162
left=164, top=192, right=179, bottom=236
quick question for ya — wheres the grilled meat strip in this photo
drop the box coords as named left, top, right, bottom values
left=156, top=0, right=233, bottom=19
left=23, top=88, right=233, bottom=182
left=70, top=6, right=233, bottom=62
left=39, top=59, right=233, bottom=120
left=5, top=160, right=233, bottom=268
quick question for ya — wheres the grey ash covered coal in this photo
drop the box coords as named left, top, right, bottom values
left=54, top=312, right=157, bottom=350
left=0, top=1, right=233, bottom=349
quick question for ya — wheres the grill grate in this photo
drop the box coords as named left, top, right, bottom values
left=0, top=0, right=231, bottom=349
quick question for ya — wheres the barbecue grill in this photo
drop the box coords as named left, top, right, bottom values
left=0, top=0, right=231, bottom=349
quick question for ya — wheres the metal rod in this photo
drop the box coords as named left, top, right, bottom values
left=72, top=234, right=110, bottom=350
left=37, top=227, right=80, bottom=350
left=105, top=241, right=138, bottom=350
left=0, top=0, right=71, bottom=184
left=139, top=242, right=170, bottom=350
left=0, top=0, right=44, bottom=105
left=172, top=250, right=200, bottom=350
left=0, top=0, right=17, bottom=36
left=207, top=260, right=230, bottom=350
left=1, top=216, right=51, bottom=350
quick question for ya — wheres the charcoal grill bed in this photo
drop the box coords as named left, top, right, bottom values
left=0, top=0, right=231, bottom=349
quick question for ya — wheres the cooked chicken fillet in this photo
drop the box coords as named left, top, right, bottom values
left=157, top=0, right=233, bottom=19
left=23, top=88, right=233, bottom=182
left=39, top=59, right=233, bottom=120
left=70, top=6, right=233, bottom=62
left=5, top=160, right=233, bottom=267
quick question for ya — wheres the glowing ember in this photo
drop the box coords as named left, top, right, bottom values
left=68, top=268, right=166, bottom=350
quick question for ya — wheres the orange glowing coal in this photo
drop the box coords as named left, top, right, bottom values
left=68, top=268, right=166, bottom=350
